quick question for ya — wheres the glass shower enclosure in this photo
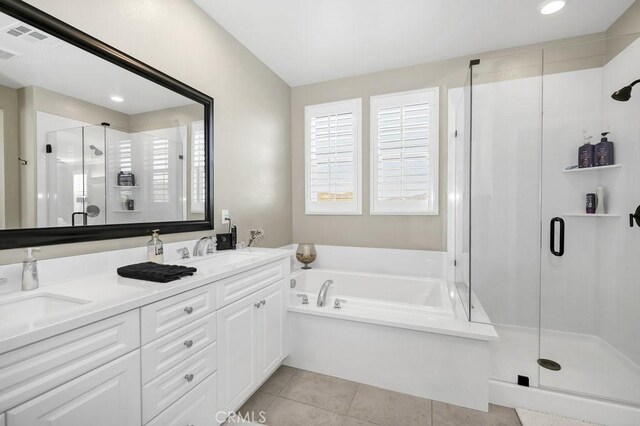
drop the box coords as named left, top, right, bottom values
left=452, top=32, right=640, bottom=406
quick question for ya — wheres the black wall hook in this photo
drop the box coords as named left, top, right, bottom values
left=18, top=157, right=27, bottom=165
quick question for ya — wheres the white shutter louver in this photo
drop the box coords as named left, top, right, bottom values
left=371, top=88, right=439, bottom=215
left=305, top=99, right=362, bottom=215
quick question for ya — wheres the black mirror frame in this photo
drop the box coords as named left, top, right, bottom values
left=0, top=0, right=214, bottom=249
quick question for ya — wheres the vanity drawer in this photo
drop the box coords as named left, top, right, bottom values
left=142, top=342, right=218, bottom=424
left=141, top=311, right=217, bottom=384
left=217, top=260, right=286, bottom=308
left=141, top=284, right=217, bottom=344
left=146, top=372, right=218, bottom=426
left=0, top=310, right=139, bottom=413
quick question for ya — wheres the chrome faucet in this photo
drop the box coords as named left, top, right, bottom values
left=176, top=247, right=190, bottom=260
left=316, top=280, right=333, bottom=307
left=193, top=236, right=216, bottom=257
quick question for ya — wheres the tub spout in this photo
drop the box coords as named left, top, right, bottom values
left=317, top=280, right=333, bottom=307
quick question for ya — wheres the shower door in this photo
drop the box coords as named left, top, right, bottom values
left=538, top=35, right=640, bottom=405
left=46, top=125, right=106, bottom=227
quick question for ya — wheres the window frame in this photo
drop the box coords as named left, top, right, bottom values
left=304, top=98, right=363, bottom=216
left=369, top=87, right=440, bottom=216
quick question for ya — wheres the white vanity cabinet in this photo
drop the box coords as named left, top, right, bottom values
left=217, top=274, right=286, bottom=414
left=0, top=253, right=289, bottom=426
left=6, top=350, right=141, bottom=426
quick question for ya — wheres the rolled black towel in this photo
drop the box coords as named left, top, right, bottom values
left=117, top=262, right=197, bottom=283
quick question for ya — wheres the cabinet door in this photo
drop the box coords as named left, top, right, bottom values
left=217, top=295, right=258, bottom=413
left=7, top=350, right=140, bottom=426
left=256, top=281, right=285, bottom=381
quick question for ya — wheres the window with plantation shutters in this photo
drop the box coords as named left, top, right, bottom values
left=305, top=98, right=362, bottom=215
left=370, top=88, right=439, bottom=215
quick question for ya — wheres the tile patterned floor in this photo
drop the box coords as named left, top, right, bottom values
left=227, top=365, right=522, bottom=426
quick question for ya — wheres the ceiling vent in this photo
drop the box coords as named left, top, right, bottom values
left=0, top=47, right=19, bottom=61
left=2, top=22, right=62, bottom=48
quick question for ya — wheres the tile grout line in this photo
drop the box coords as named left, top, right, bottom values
left=431, top=399, right=433, bottom=426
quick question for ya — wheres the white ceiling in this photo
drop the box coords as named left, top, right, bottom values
left=194, top=0, right=636, bottom=87
left=0, top=12, right=195, bottom=115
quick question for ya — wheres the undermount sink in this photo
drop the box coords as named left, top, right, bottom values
left=0, top=293, right=91, bottom=326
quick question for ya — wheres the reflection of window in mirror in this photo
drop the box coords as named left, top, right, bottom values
left=191, top=121, right=205, bottom=214
left=152, top=139, right=170, bottom=204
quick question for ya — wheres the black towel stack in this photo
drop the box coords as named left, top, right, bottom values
left=117, top=262, right=197, bottom=283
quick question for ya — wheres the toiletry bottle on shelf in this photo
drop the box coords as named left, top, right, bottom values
left=586, top=193, right=596, bottom=214
left=578, top=132, right=594, bottom=168
left=596, top=185, right=606, bottom=214
left=595, top=132, right=615, bottom=166
left=22, top=247, right=41, bottom=291
left=147, top=229, right=164, bottom=263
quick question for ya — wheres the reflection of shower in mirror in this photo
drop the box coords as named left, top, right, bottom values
left=89, top=145, right=103, bottom=156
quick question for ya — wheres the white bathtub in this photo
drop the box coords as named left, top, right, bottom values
left=286, top=267, right=497, bottom=411
left=290, top=268, right=458, bottom=330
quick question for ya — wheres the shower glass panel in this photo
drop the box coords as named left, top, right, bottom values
left=83, top=125, right=107, bottom=226
left=467, top=50, right=543, bottom=386
left=451, top=67, right=472, bottom=319
left=539, top=34, right=640, bottom=405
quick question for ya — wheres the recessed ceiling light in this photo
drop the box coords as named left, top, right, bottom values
left=540, top=0, right=566, bottom=15
left=110, top=95, right=124, bottom=102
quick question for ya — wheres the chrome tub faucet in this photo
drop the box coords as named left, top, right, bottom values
left=317, top=280, right=333, bottom=307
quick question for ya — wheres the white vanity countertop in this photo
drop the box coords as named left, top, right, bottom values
left=0, top=247, right=291, bottom=354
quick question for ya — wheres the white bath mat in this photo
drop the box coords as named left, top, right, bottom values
left=516, top=408, right=599, bottom=426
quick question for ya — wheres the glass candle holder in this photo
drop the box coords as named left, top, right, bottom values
left=295, top=243, right=317, bottom=269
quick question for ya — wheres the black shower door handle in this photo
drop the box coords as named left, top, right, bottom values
left=550, top=217, right=565, bottom=257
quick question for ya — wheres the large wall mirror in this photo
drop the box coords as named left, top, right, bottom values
left=0, top=0, right=214, bottom=249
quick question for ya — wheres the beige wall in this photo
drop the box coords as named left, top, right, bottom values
left=0, top=0, right=292, bottom=264
left=290, top=32, right=612, bottom=251
left=605, top=0, right=640, bottom=61
left=0, top=85, right=19, bottom=228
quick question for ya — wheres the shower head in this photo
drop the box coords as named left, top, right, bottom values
left=612, top=79, right=640, bottom=102
left=89, top=145, right=104, bottom=156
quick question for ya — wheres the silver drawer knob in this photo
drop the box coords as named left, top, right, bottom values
left=184, top=373, right=194, bottom=382
left=184, top=340, right=194, bottom=348
left=184, top=306, right=194, bottom=314
left=261, top=299, right=266, bottom=305
left=254, top=302, right=261, bottom=308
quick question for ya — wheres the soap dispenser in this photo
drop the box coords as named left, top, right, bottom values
left=22, top=247, right=41, bottom=291
left=595, top=132, right=615, bottom=166
left=147, top=229, right=164, bottom=263
left=578, top=131, right=594, bottom=168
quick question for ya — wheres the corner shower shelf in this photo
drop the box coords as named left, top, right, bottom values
left=562, top=164, right=622, bottom=173
left=563, top=213, right=620, bottom=218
